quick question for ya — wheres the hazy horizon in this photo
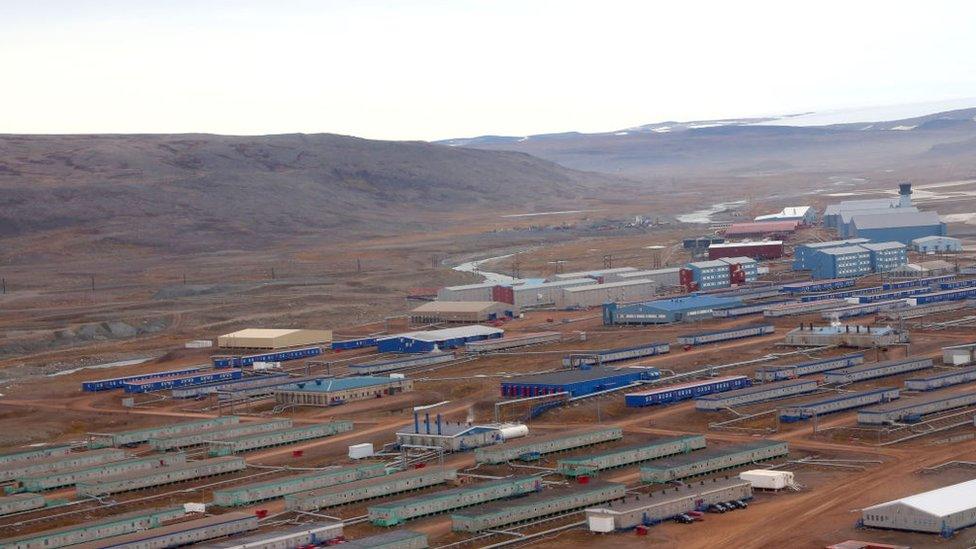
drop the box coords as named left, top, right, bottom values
left=3, top=1, right=976, bottom=140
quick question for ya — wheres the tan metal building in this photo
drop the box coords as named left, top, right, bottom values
left=409, top=301, right=517, bottom=324
left=274, top=377, right=413, bottom=407
left=554, top=279, right=656, bottom=309
left=217, top=329, right=333, bottom=350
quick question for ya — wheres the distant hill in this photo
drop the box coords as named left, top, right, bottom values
left=0, top=133, right=624, bottom=254
left=437, top=107, right=976, bottom=179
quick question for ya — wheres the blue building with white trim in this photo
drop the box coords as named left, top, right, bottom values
left=793, top=238, right=869, bottom=271
left=687, top=260, right=731, bottom=290
left=603, top=295, right=742, bottom=325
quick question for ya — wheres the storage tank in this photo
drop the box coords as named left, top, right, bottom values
left=498, top=424, right=529, bottom=440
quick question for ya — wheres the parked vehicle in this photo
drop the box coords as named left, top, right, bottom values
left=674, top=514, right=694, bottom=524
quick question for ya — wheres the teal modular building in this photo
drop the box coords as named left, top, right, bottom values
left=603, top=295, right=742, bottom=325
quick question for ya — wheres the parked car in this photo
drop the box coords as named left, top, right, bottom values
left=735, top=499, right=749, bottom=508
left=674, top=514, right=694, bottom=524
left=687, top=510, right=704, bottom=518
left=707, top=503, right=726, bottom=513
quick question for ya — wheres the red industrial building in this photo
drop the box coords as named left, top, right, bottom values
left=708, top=240, right=784, bottom=260
left=724, top=221, right=799, bottom=238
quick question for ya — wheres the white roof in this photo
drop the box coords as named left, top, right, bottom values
left=220, top=328, right=300, bottom=338
left=754, top=207, right=811, bottom=221
left=552, top=267, right=638, bottom=280
left=512, top=278, right=593, bottom=291
left=709, top=241, right=782, bottom=249
left=390, top=325, right=504, bottom=342
left=863, top=478, right=976, bottom=517
left=442, top=282, right=504, bottom=291
left=913, top=235, right=960, bottom=243
left=618, top=268, right=681, bottom=278
left=562, top=279, right=654, bottom=292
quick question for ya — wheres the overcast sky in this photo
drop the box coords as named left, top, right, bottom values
left=2, top=0, right=976, bottom=140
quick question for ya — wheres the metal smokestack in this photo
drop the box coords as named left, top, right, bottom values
left=899, top=183, right=913, bottom=208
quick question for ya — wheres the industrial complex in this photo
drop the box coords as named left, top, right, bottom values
left=4, top=179, right=976, bottom=549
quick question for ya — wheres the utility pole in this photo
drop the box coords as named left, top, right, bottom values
left=1, top=277, right=5, bottom=295
left=91, top=275, right=95, bottom=293
left=512, top=253, right=521, bottom=279
left=271, top=267, right=276, bottom=280
left=357, top=258, right=362, bottom=273
left=182, top=273, right=187, bottom=285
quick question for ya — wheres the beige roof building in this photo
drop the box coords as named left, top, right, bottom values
left=217, top=329, right=332, bottom=350
left=410, top=301, right=517, bottom=324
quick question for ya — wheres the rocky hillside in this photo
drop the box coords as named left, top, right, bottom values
left=0, top=133, right=624, bottom=254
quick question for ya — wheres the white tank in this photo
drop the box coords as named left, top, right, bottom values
left=498, top=423, right=529, bottom=440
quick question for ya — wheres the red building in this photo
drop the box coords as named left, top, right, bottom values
left=708, top=240, right=784, bottom=260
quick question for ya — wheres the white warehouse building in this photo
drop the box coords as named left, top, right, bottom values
left=512, top=279, right=593, bottom=308
left=861, top=478, right=976, bottom=535
left=912, top=235, right=963, bottom=253
left=554, top=279, right=655, bottom=309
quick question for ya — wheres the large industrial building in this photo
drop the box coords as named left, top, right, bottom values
left=217, top=329, right=332, bottom=350
left=408, top=301, right=516, bottom=324
left=724, top=221, right=799, bottom=238
left=376, top=326, right=503, bottom=353
left=551, top=267, right=639, bottom=283
left=500, top=368, right=654, bottom=398
left=617, top=267, right=682, bottom=287
left=848, top=211, right=946, bottom=244
left=825, top=184, right=948, bottom=244
left=554, top=278, right=656, bottom=308
left=437, top=282, right=514, bottom=302
left=912, top=235, right=963, bottom=253
left=754, top=206, right=816, bottom=225
left=861, top=479, right=976, bottom=535
left=511, top=279, right=593, bottom=308
left=603, top=295, right=742, bottom=325
left=708, top=241, right=784, bottom=260
left=273, top=377, right=413, bottom=407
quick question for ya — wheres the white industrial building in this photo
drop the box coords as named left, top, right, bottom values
left=739, top=470, right=795, bottom=490
left=755, top=206, right=816, bottom=225
left=554, top=279, right=655, bottom=309
left=437, top=282, right=502, bottom=302
left=861, top=479, right=976, bottom=535
left=943, top=342, right=976, bottom=365
left=617, top=267, right=682, bottom=287
left=512, top=278, right=593, bottom=308
left=912, top=235, right=963, bottom=253
left=551, top=267, right=638, bottom=283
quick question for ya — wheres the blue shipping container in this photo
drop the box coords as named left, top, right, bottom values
left=82, top=367, right=204, bottom=392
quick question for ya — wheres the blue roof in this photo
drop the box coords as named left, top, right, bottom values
left=277, top=376, right=399, bottom=392
left=636, top=295, right=742, bottom=312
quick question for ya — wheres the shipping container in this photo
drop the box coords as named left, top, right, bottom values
left=211, top=346, right=322, bottom=368
left=81, top=367, right=204, bottom=392
left=475, top=427, right=623, bottom=465
left=822, top=357, right=933, bottom=384
left=207, top=421, right=353, bottom=456
left=285, top=467, right=458, bottom=511
left=908, top=287, right=976, bottom=306
left=212, top=463, right=387, bottom=507
left=676, top=324, right=774, bottom=346
left=556, top=435, right=705, bottom=477
left=349, top=352, right=455, bottom=374
left=15, top=453, right=186, bottom=492
left=0, top=449, right=127, bottom=483
left=88, top=416, right=240, bottom=448
left=625, top=376, right=751, bottom=407
left=754, top=352, right=865, bottom=381
left=76, top=456, right=246, bottom=496
left=560, top=342, right=669, bottom=367
left=781, top=279, right=857, bottom=293
left=779, top=387, right=900, bottom=421
left=450, top=481, right=626, bottom=532
left=883, top=275, right=954, bottom=290
left=368, top=476, right=542, bottom=526
left=122, top=370, right=243, bottom=393
left=149, top=419, right=292, bottom=451
left=695, top=379, right=819, bottom=411
left=639, top=441, right=789, bottom=483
